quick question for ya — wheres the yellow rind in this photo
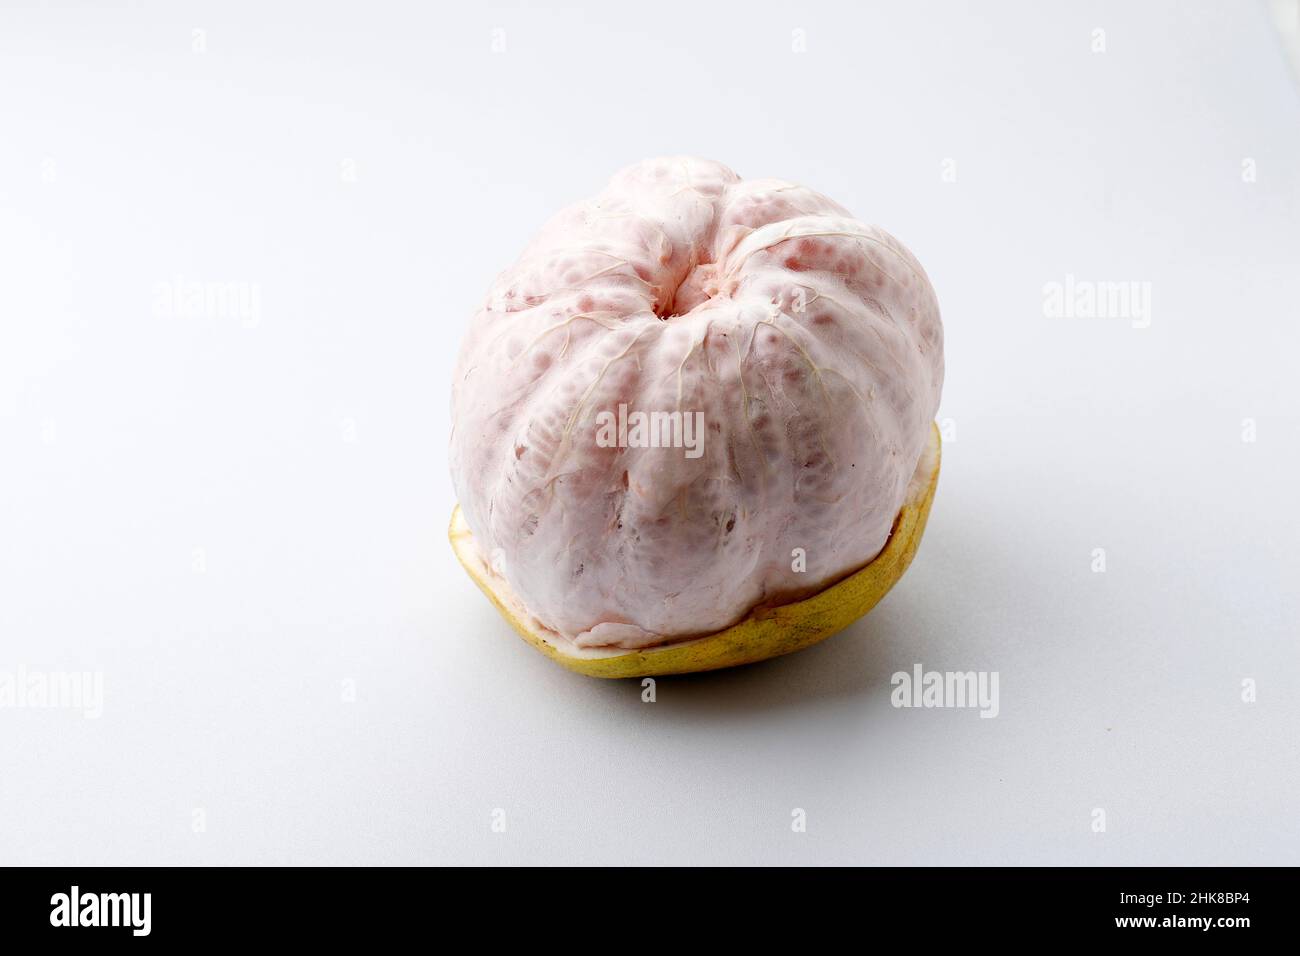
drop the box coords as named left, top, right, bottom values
left=450, top=423, right=941, bottom=678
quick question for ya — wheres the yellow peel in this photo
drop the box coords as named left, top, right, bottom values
left=450, top=423, right=941, bottom=679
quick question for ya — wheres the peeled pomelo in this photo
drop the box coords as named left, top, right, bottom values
left=449, top=157, right=944, bottom=676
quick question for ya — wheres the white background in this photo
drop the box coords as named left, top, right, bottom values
left=2, top=1, right=1298, bottom=865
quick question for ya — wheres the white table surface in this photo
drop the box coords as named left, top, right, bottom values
left=2, top=0, right=1297, bottom=865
